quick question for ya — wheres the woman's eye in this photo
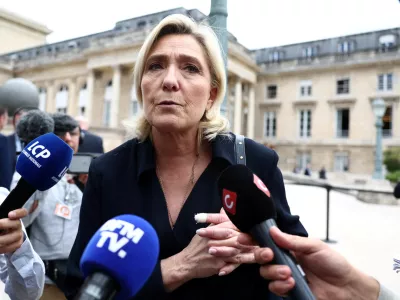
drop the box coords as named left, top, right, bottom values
left=148, top=63, right=162, bottom=70
left=184, top=64, right=200, bottom=73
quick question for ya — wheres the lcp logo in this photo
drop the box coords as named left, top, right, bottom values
left=222, top=189, right=237, bottom=215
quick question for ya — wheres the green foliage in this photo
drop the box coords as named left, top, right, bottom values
left=386, top=171, right=400, bottom=183
left=384, top=148, right=400, bottom=173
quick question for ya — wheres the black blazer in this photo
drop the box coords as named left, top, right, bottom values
left=65, top=134, right=307, bottom=300
left=0, top=134, right=13, bottom=189
left=394, top=182, right=400, bottom=199
left=7, top=133, right=17, bottom=170
left=78, top=130, right=104, bottom=154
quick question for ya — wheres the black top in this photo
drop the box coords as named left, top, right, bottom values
left=0, top=134, right=13, bottom=189
left=78, top=130, right=104, bottom=154
left=64, top=134, right=307, bottom=300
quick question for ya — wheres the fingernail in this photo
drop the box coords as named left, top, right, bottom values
left=8, top=212, right=15, bottom=218
left=218, top=271, right=226, bottom=276
left=278, top=267, right=287, bottom=278
left=194, top=213, right=207, bottom=223
left=208, top=248, right=217, bottom=254
left=196, top=229, right=206, bottom=235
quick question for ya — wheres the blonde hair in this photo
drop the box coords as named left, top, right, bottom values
left=128, top=14, right=230, bottom=142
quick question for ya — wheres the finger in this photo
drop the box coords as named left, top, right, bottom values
left=197, top=227, right=237, bottom=240
left=208, top=237, right=257, bottom=251
left=0, top=219, right=22, bottom=231
left=270, top=227, right=324, bottom=255
left=260, top=264, right=292, bottom=281
left=254, top=248, right=274, bottom=264
left=218, top=263, right=240, bottom=276
left=236, top=233, right=257, bottom=246
left=0, top=229, right=23, bottom=248
left=0, top=239, right=24, bottom=255
left=268, top=277, right=295, bottom=297
left=194, top=213, right=230, bottom=224
left=8, top=208, right=28, bottom=220
left=209, top=246, right=240, bottom=257
left=225, top=252, right=257, bottom=264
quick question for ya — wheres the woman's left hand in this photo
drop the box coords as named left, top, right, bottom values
left=195, top=209, right=258, bottom=275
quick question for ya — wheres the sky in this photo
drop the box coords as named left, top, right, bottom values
left=2, top=0, right=400, bottom=50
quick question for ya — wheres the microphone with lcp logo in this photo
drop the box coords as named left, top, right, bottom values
left=218, top=164, right=316, bottom=300
left=0, top=132, right=73, bottom=219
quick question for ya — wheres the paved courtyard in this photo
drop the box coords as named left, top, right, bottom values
left=0, top=184, right=398, bottom=299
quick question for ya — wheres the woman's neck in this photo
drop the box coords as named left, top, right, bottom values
left=152, top=127, right=200, bottom=166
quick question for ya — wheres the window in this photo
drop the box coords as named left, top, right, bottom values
left=296, top=152, right=311, bottom=170
left=382, top=106, right=392, bottom=137
left=378, top=73, right=393, bottom=91
left=302, top=46, right=317, bottom=58
left=336, top=78, right=350, bottom=94
left=337, top=41, right=354, bottom=53
left=299, top=110, right=312, bottom=138
left=334, top=152, right=349, bottom=172
left=267, top=85, right=277, bottom=99
left=130, top=87, right=140, bottom=117
left=38, top=88, right=46, bottom=111
left=268, top=51, right=281, bottom=62
left=336, top=109, right=349, bottom=138
left=379, top=34, right=396, bottom=52
left=137, top=21, right=146, bottom=28
left=78, top=83, right=88, bottom=116
left=300, top=80, right=312, bottom=97
left=263, top=112, right=276, bottom=138
left=56, top=84, right=68, bottom=113
left=103, top=80, right=113, bottom=126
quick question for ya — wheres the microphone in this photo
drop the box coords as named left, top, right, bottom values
left=76, top=214, right=160, bottom=300
left=218, top=164, right=316, bottom=300
left=0, top=133, right=73, bottom=219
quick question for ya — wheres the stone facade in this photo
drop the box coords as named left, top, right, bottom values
left=0, top=7, right=399, bottom=177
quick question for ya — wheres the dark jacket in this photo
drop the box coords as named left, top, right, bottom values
left=394, top=182, right=400, bottom=199
left=78, top=130, right=104, bottom=154
left=65, top=134, right=307, bottom=300
left=0, top=134, right=13, bottom=189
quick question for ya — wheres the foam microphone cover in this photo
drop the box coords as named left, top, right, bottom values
left=16, top=132, right=73, bottom=191
left=80, top=214, right=160, bottom=300
left=217, top=164, right=277, bottom=232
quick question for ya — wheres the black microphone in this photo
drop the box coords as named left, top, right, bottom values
left=218, top=164, right=316, bottom=300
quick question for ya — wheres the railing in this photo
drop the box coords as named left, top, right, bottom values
left=282, top=172, right=395, bottom=243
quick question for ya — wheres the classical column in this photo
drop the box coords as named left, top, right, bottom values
left=67, top=78, right=78, bottom=116
left=45, top=81, right=56, bottom=113
left=110, top=65, right=121, bottom=128
left=233, top=79, right=242, bottom=135
left=85, top=70, right=95, bottom=124
left=246, top=84, right=255, bottom=139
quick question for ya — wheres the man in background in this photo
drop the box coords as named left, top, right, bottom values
left=0, top=107, right=12, bottom=189
left=75, top=115, right=104, bottom=154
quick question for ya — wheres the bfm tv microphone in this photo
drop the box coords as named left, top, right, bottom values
left=218, top=165, right=316, bottom=300
left=0, top=133, right=73, bottom=219
left=76, top=214, right=160, bottom=300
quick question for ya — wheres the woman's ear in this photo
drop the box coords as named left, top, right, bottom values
left=207, top=87, right=218, bottom=110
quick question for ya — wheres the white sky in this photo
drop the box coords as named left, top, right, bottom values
left=2, top=0, right=400, bottom=49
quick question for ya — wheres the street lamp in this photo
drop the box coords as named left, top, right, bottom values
left=209, top=0, right=228, bottom=115
left=372, top=98, right=386, bottom=179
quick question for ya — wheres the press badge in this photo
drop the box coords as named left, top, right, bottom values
left=54, top=203, right=73, bottom=220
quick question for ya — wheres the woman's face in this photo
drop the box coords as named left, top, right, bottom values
left=141, top=34, right=217, bottom=134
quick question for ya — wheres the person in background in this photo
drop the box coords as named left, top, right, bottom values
left=304, top=163, right=312, bottom=176
left=17, top=113, right=84, bottom=300
left=0, top=107, right=12, bottom=189
left=251, top=226, right=399, bottom=300
left=74, top=116, right=104, bottom=154
left=0, top=187, right=45, bottom=300
left=319, top=166, right=327, bottom=180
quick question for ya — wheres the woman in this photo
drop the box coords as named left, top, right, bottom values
left=65, top=14, right=307, bottom=300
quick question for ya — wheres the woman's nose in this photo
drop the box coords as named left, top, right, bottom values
left=162, top=66, right=180, bottom=92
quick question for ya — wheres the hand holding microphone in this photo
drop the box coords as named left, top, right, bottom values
left=217, top=165, right=316, bottom=300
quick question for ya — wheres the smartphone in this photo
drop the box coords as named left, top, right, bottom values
left=67, top=154, right=94, bottom=174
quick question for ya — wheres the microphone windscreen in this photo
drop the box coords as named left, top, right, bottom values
left=16, top=110, right=54, bottom=144
left=16, top=133, right=73, bottom=191
left=217, top=164, right=277, bottom=232
left=80, top=214, right=160, bottom=300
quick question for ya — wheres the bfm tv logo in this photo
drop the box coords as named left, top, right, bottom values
left=96, top=219, right=145, bottom=259
left=222, top=174, right=271, bottom=215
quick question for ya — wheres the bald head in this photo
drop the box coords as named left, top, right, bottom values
left=75, top=115, right=89, bottom=130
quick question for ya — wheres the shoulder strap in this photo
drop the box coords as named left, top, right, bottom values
left=234, top=134, right=246, bottom=165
